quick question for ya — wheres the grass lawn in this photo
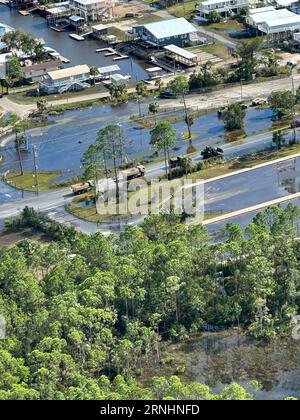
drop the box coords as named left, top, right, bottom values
left=198, top=43, right=232, bottom=60
left=167, top=0, right=198, bottom=19
left=5, top=171, right=62, bottom=192
left=206, top=19, right=245, bottom=33
left=8, top=84, right=106, bottom=105
left=108, top=26, right=128, bottom=41
left=135, top=14, right=163, bottom=25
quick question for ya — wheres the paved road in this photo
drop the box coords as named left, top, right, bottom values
left=1, top=74, right=300, bottom=119
left=2, top=150, right=300, bottom=234
left=203, top=191, right=300, bottom=226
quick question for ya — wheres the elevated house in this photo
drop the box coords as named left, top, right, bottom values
left=131, top=18, right=198, bottom=48
left=23, top=59, right=63, bottom=83
left=196, top=0, right=249, bottom=21
left=246, top=7, right=300, bottom=37
left=40, top=64, right=90, bottom=94
left=70, top=0, right=115, bottom=22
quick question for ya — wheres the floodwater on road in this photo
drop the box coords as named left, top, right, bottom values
left=0, top=104, right=276, bottom=176
left=204, top=157, right=300, bottom=215
left=0, top=5, right=147, bottom=80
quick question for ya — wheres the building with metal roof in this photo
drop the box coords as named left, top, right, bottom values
left=131, top=18, right=198, bottom=48
left=246, top=7, right=300, bottom=34
left=40, top=64, right=91, bottom=94
left=164, top=44, right=198, bottom=67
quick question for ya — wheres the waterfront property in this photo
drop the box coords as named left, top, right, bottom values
left=97, top=64, right=120, bottom=80
left=70, top=0, right=115, bottom=22
left=246, top=7, right=300, bottom=37
left=0, top=41, right=8, bottom=54
left=164, top=44, right=198, bottom=67
left=23, top=59, right=63, bottom=83
left=0, top=52, right=12, bottom=78
left=40, top=64, right=90, bottom=94
left=0, top=22, right=13, bottom=40
left=92, top=23, right=109, bottom=39
left=131, top=18, right=198, bottom=48
left=196, top=0, right=249, bottom=21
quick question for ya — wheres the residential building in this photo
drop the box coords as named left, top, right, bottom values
left=23, top=59, right=63, bottom=83
left=196, top=0, right=249, bottom=21
left=0, top=42, right=8, bottom=54
left=40, top=64, right=90, bottom=94
left=131, top=18, right=198, bottom=48
left=246, top=7, right=300, bottom=35
left=0, top=53, right=13, bottom=79
left=0, top=23, right=13, bottom=40
left=70, top=0, right=115, bottom=22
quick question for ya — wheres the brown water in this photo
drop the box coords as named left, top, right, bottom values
left=153, top=330, right=300, bottom=400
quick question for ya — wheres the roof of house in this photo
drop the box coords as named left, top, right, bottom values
left=72, top=0, right=106, bottom=5
left=249, top=8, right=295, bottom=25
left=69, top=15, right=85, bottom=22
left=164, top=44, right=197, bottom=60
left=47, top=64, right=90, bottom=80
left=249, top=6, right=276, bottom=15
left=24, top=59, right=62, bottom=76
left=92, top=24, right=108, bottom=32
left=201, top=0, right=241, bottom=5
left=140, top=18, right=197, bottom=40
left=97, top=64, right=120, bottom=74
left=264, top=15, right=300, bottom=29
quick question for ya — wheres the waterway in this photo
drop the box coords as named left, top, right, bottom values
left=0, top=5, right=148, bottom=80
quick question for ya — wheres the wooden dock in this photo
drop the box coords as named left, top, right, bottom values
left=69, top=34, right=85, bottom=41
left=96, top=47, right=128, bottom=60
left=19, top=10, right=30, bottom=16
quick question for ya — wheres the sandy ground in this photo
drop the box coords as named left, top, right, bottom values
left=113, top=4, right=144, bottom=19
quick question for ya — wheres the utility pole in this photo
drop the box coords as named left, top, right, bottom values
left=240, top=78, right=245, bottom=101
left=291, top=76, right=297, bottom=144
left=32, top=145, right=39, bottom=195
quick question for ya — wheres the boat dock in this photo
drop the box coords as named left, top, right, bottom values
left=96, top=47, right=128, bottom=61
left=69, top=34, right=85, bottom=41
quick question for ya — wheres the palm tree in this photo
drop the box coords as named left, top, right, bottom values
left=90, top=66, right=99, bottom=85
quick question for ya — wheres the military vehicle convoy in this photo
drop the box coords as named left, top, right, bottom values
left=71, top=166, right=146, bottom=195
left=71, top=180, right=94, bottom=195
left=121, top=165, right=146, bottom=181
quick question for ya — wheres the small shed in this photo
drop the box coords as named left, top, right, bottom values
left=92, top=24, right=109, bottom=40
left=146, top=66, right=163, bottom=79
left=97, top=64, right=120, bottom=80
left=69, top=15, right=85, bottom=30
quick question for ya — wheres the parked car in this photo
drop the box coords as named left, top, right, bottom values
left=159, top=90, right=176, bottom=99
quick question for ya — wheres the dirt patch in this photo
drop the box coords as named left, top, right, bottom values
left=113, top=4, right=144, bottom=19
left=0, top=229, right=49, bottom=248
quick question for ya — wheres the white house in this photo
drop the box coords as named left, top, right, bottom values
left=0, top=53, right=13, bottom=79
left=40, top=64, right=90, bottom=94
left=70, top=0, right=115, bottom=22
left=246, top=7, right=300, bottom=34
left=196, top=0, right=249, bottom=21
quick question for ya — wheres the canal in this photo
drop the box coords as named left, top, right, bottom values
left=0, top=4, right=148, bottom=80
